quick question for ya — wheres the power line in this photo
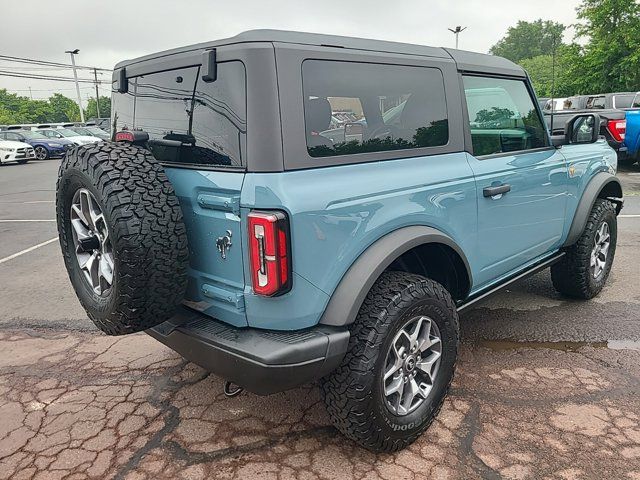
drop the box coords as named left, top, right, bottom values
left=0, top=70, right=107, bottom=84
left=5, top=86, right=97, bottom=92
left=0, top=54, right=112, bottom=72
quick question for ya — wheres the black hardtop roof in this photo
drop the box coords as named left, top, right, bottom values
left=114, top=29, right=525, bottom=77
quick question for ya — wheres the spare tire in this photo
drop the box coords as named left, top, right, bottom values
left=56, top=143, right=189, bottom=335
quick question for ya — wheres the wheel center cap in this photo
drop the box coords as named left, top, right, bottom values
left=78, top=235, right=101, bottom=252
left=404, top=356, right=416, bottom=372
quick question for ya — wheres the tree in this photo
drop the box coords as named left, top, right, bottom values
left=48, top=93, right=81, bottom=122
left=490, top=20, right=565, bottom=63
left=519, top=44, right=585, bottom=98
left=574, top=0, right=640, bottom=93
left=85, top=96, right=111, bottom=119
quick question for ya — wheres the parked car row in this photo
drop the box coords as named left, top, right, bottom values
left=538, top=91, right=640, bottom=165
left=0, top=123, right=110, bottom=164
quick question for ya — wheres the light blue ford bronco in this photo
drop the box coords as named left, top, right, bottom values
left=56, top=30, right=623, bottom=452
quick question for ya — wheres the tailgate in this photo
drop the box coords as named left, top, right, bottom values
left=164, top=167, right=247, bottom=327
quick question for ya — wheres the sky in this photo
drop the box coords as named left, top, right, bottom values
left=0, top=0, right=583, bottom=102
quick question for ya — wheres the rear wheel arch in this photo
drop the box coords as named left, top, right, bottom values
left=564, top=172, right=622, bottom=247
left=318, top=226, right=472, bottom=327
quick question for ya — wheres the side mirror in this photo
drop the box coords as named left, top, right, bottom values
left=552, top=113, right=600, bottom=147
left=344, top=122, right=364, bottom=143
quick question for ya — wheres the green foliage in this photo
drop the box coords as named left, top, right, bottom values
left=575, top=0, right=640, bottom=93
left=85, top=96, right=111, bottom=119
left=490, top=20, right=565, bottom=63
left=0, top=89, right=86, bottom=124
left=520, top=44, right=585, bottom=98
left=495, top=1, right=640, bottom=98
left=48, top=93, right=81, bottom=122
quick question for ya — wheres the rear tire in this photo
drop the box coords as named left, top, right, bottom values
left=551, top=198, right=617, bottom=299
left=56, top=143, right=189, bottom=335
left=321, top=271, right=459, bottom=453
left=17, top=160, right=28, bottom=164
left=34, top=146, right=49, bottom=160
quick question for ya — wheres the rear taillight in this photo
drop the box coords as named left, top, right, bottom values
left=607, top=120, right=626, bottom=142
left=248, top=211, right=291, bottom=296
left=114, top=131, right=134, bottom=142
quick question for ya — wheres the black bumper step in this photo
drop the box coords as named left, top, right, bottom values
left=147, top=306, right=350, bottom=395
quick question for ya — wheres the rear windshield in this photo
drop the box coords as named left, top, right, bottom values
left=302, top=60, right=448, bottom=158
left=613, top=94, right=635, bottom=109
left=111, top=61, right=246, bottom=167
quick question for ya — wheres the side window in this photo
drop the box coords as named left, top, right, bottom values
left=6, top=132, right=19, bottom=141
left=462, top=76, right=549, bottom=157
left=111, top=61, right=246, bottom=167
left=302, top=60, right=449, bottom=158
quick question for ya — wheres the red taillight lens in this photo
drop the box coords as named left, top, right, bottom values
left=248, top=211, right=291, bottom=296
left=607, top=120, right=626, bottom=142
left=114, top=131, right=134, bottom=142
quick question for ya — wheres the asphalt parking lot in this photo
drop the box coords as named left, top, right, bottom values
left=1, top=159, right=639, bottom=479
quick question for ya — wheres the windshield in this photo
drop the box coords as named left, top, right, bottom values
left=19, top=131, right=48, bottom=140
left=57, top=128, right=81, bottom=137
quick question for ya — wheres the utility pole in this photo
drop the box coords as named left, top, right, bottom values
left=93, top=68, right=101, bottom=119
left=448, top=26, right=467, bottom=49
left=66, top=49, right=85, bottom=123
left=28, top=87, right=33, bottom=100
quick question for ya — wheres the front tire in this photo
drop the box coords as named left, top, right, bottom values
left=321, top=272, right=459, bottom=452
left=551, top=198, right=617, bottom=299
left=17, top=160, right=28, bottom=164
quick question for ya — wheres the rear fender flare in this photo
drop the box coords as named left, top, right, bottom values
left=318, top=226, right=472, bottom=327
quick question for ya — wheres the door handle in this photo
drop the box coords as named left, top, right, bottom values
left=483, top=184, right=511, bottom=197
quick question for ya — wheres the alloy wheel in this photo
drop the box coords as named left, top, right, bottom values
left=70, top=188, right=115, bottom=295
left=383, top=315, right=442, bottom=416
left=590, top=221, right=610, bottom=279
left=34, top=146, right=48, bottom=160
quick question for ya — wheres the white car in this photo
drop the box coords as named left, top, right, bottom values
left=0, top=140, right=35, bottom=164
left=36, top=128, right=102, bottom=146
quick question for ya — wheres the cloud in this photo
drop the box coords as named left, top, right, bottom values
left=0, top=0, right=581, bottom=100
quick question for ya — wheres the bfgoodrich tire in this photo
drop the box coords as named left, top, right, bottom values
left=551, top=198, right=617, bottom=299
left=56, top=143, right=189, bottom=335
left=321, top=271, right=459, bottom=452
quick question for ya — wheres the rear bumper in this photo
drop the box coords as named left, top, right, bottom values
left=147, top=306, right=350, bottom=395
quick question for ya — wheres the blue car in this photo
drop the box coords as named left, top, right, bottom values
left=0, top=130, right=74, bottom=159
left=56, top=30, right=623, bottom=452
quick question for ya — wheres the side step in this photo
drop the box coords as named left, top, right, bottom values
left=457, top=252, right=565, bottom=313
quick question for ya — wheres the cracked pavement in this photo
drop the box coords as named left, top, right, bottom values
left=1, top=160, right=639, bottom=479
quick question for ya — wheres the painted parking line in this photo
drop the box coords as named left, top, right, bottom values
left=0, top=219, right=56, bottom=223
left=0, top=237, right=59, bottom=265
left=620, top=214, right=640, bottom=218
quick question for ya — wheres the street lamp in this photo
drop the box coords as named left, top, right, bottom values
left=65, top=49, right=85, bottom=123
left=448, top=26, right=467, bottom=49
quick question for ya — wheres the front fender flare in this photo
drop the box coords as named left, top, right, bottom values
left=318, top=226, right=472, bottom=327
left=563, top=172, right=623, bottom=247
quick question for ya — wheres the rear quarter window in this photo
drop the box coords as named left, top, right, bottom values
left=111, top=61, right=246, bottom=167
left=301, top=60, right=448, bottom=158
